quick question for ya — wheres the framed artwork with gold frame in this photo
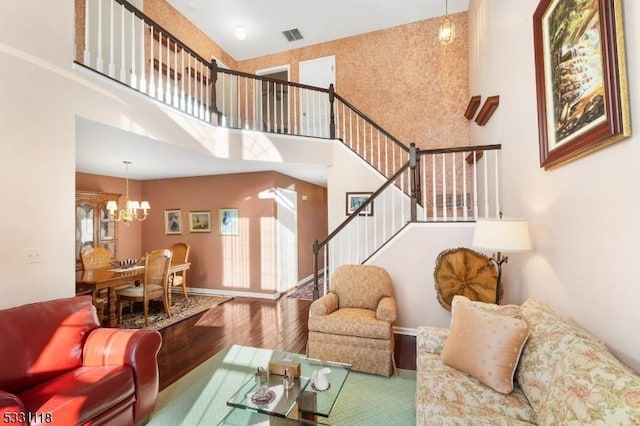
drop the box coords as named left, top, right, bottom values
left=533, top=0, right=630, bottom=169
left=164, top=209, right=182, bottom=235
left=189, top=210, right=211, bottom=233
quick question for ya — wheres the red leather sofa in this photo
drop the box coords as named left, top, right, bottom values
left=0, top=296, right=162, bottom=425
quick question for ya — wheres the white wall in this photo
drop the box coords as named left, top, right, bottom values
left=326, top=144, right=387, bottom=231
left=370, top=223, right=476, bottom=332
left=0, top=2, right=76, bottom=307
left=469, top=0, right=640, bottom=371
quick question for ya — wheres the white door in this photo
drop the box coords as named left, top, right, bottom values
left=299, top=56, right=335, bottom=137
left=276, top=188, right=298, bottom=293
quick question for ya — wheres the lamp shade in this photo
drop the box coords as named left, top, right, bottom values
left=472, top=218, right=531, bottom=253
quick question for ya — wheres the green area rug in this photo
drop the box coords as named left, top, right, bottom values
left=149, top=345, right=415, bottom=425
left=118, top=293, right=232, bottom=331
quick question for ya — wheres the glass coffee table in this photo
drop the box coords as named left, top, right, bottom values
left=220, top=355, right=351, bottom=425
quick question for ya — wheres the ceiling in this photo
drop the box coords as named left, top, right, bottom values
left=75, top=118, right=331, bottom=184
left=76, top=0, right=470, bottom=183
left=167, top=0, right=470, bottom=61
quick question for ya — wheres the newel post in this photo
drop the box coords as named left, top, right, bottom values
left=409, top=143, right=418, bottom=222
left=209, top=58, right=221, bottom=124
left=328, top=84, right=336, bottom=139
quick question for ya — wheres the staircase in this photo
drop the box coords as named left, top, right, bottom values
left=76, top=0, right=503, bottom=298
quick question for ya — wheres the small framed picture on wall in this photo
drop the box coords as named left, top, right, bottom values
left=346, top=192, right=373, bottom=216
left=219, top=208, right=238, bottom=236
left=189, top=210, right=211, bottom=233
left=164, top=209, right=182, bottom=235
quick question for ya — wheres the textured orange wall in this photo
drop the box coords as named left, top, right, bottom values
left=237, top=13, right=470, bottom=150
left=143, top=0, right=237, bottom=68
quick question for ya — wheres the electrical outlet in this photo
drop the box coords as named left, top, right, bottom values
left=24, top=247, right=42, bottom=264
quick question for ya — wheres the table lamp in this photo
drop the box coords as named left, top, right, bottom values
left=472, top=218, right=531, bottom=304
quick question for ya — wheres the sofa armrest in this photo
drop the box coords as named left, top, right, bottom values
left=376, top=296, right=397, bottom=323
left=82, top=328, right=162, bottom=424
left=417, top=326, right=449, bottom=354
left=0, top=390, right=26, bottom=426
left=309, top=293, right=339, bottom=316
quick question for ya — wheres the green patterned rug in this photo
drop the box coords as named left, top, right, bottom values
left=118, top=293, right=232, bottom=331
left=149, top=345, right=416, bottom=425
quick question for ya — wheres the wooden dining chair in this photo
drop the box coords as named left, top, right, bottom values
left=117, top=249, right=172, bottom=326
left=79, top=246, right=113, bottom=319
left=169, top=242, right=190, bottom=304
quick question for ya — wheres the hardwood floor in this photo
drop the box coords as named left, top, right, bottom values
left=157, top=296, right=416, bottom=391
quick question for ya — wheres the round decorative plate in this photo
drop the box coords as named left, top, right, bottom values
left=433, top=247, right=499, bottom=310
left=250, top=389, right=276, bottom=405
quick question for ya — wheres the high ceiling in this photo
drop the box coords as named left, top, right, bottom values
left=167, top=0, right=470, bottom=61
left=76, top=0, right=470, bottom=183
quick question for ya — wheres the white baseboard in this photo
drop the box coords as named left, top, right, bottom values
left=393, top=326, right=417, bottom=336
left=185, top=287, right=281, bottom=300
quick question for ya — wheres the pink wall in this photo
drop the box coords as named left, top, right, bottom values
left=78, top=171, right=327, bottom=295
left=76, top=172, right=143, bottom=260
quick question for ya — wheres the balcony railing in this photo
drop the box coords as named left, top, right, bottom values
left=75, top=0, right=410, bottom=181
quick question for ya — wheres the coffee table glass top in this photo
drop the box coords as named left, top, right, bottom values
left=289, top=356, right=351, bottom=418
left=223, top=353, right=351, bottom=423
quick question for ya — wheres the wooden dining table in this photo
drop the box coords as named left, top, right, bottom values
left=76, top=262, right=190, bottom=327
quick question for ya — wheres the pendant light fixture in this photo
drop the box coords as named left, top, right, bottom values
left=106, top=161, right=150, bottom=224
left=438, top=0, right=456, bottom=45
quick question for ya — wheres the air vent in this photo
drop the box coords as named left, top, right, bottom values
left=282, top=28, right=303, bottom=42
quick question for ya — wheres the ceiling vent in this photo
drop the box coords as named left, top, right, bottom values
left=282, top=28, right=303, bottom=42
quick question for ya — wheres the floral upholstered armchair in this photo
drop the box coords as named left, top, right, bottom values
left=307, top=264, right=397, bottom=377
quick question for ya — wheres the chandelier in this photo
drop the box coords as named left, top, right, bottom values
left=106, top=161, right=150, bottom=224
left=438, top=0, right=455, bottom=45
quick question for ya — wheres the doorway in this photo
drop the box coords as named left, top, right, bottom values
left=299, top=55, right=336, bottom=137
left=276, top=188, right=298, bottom=293
left=256, top=65, right=290, bottom=133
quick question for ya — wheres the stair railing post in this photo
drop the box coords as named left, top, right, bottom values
left=409, top=143, right=418, bottom=222
left=209, top=58, right=221, bottom=125
left=328, top=84, right=336, bottom=139
left=312, top=240, right=320, bottom=300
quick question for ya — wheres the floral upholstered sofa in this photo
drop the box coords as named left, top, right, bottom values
left=416, top=296, right=640, bottom=425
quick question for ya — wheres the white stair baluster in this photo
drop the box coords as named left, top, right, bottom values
left=156, top=32, right=163, bottom=100
left=108, top=0, right=115, bottom=77
left=83, top=0, right=91, bottom=65
left=431, top=155, right=437, bottom=220
left=173, top=42, right=179, bottom=107
left=96, top=0, right=104, bottom=72
left=199, top=61, right=205, bottom=119
left=148, top=27, right=155, bottom=97
left=186, top=54, right=192, bottom=115
left=180, top=49, right=185, bottom=111
left=483, top=152, right=489, bottom=217
left=138, top=20, right=146, bottom=93
left=463, top=151, right=468, bottom=220
left=452, top=152, right=458, bottom=221
left=473, top=150, right=479, bottom=220
left=129, top=10, right=137, bottom=89
left=494, top=150, right=500, bottom=217
left=119, top=3, right=126, bottom=83
left=165, top=35, right=171, bottom=104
